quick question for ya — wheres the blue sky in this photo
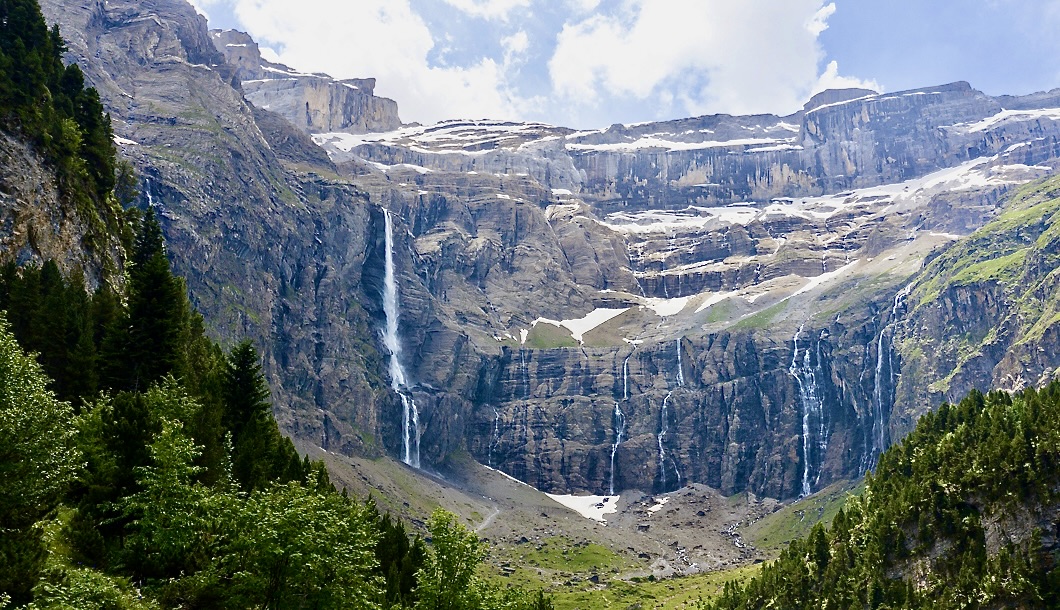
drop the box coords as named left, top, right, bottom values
left=192, top=0, right=1060, bottom=129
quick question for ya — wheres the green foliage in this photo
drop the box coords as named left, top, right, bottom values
left=414, top=509, right=553, bottom=610
left=0, top=0, right=124, bottom=252
left=0, top=314, right=80, bottom=604
left=703, top=383, right=1060, bottom=609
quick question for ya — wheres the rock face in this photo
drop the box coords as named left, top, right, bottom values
left=211, top=29, right=401, bottom=134
left=39, top=0, right=1060, bottom=501
left=0, top=133, right=123, bottom=290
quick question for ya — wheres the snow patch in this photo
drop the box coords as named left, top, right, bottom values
left=533, top=308, right=629, bottom=343
left=643, top=297, right=690, bottom=317
left=792, top=260, right=860, bottom=297
left=695, top=290, right=739, bottom=313
left=545, top=493, right=619, bottom=523
left=647, top=496, right=670, bottom=514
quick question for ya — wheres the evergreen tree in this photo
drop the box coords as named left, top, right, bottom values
left=0, top=313, right=80, bottom=604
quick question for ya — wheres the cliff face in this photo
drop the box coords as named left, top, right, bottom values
left=893, top=174, right=1060, bottom=435
left=38, top=0, right=1060, bottom=501
left=0, top=133, right=123, bottom=289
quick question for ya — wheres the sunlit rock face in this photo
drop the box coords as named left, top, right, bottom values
left=41, top=0, right=1060, bottom=499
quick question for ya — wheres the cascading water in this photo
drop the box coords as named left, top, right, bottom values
left=622, top=353, right=631, bottom=400
left=489, top=411, right=502, bottom=466
left=609, top=402, right=626, bottom=495
left=790, top=323, right=827, bottom=497
left=675, top=339, right=685, bottom=387
left=657, top=391, right=673, bottom=491
left=382, top=209, right=420, bottom=468
left=865, top=285, right=912, bottom=473
left=144, top=178, right=154, bottom=207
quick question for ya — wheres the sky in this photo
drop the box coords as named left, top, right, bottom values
left=189, top=0, right=1060, bottom=129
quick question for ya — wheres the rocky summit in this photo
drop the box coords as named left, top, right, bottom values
left=38, top=0, right=1060, bottom=501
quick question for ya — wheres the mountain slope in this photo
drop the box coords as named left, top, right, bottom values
left=705, top=382, right=1060, bottom=609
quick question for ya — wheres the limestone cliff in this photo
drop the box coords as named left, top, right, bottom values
left=211, top=29, right=401, bottom=134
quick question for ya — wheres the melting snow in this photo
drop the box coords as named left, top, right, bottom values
left=951, top=108, right=1060, bottom=134
left=533, top=308, right=629, bottom=343
left=567, top=136, right=795, bottom=153
left=643, top=297, right=690, bottom=317
left=792, top=260, right=860, bottom=297
left=695, top=290, right=740, bottom=313
left=647, top=496, right=670, bottom=514
left=546, top=493, right=619, bottom=523
left=113, top=136, right=138, bottom=146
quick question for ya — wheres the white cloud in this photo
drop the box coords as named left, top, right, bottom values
left=212, top=0, right=879, bottom=127
left=806, top=2, right=835, bottom=37
left=812, top=60, right=880, bottom=96
left=226, top=0, right=525, bottom=124
left=549, top=0, right=868, bottom=119
left=442, top=0, right=532, bottom=21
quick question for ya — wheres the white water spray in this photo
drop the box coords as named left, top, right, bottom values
left=658, top=392, right=673, bottom=491
left=866, top=285, right=912, bottom=472
left=609, top=402, right=626, bottom=495
left=675, top=339, right=685, bottom=387
left=382, top=209, right=420, bottom=468
left=790, top=324, right=826, bottom=497
left=488, top=408, right=501, bottom=468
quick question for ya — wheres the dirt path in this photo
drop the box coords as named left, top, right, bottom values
left=476, top=506, right=501, bottom=533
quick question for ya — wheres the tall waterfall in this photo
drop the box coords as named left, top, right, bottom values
left=657, top=391, right=673, bottom=491
left=609, top=402, right=626, bottom=495
left=675, top=339, right=685, bottom=387
left=382, top=209, right=420, bottom=468
left=145, top=178, right=154, bottom=207
left=790, top=324, right=826, bottom=497
left=866, top=285, right=912, bottom=472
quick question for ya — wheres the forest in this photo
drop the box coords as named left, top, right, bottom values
left=0, top=0, right=551, bottom=607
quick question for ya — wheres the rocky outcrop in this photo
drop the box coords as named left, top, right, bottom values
left=211, top=29, right=401, bottom=134
left=0, top=133, right=123, bottom=290
left=893, top=174, right=1060, bottom=435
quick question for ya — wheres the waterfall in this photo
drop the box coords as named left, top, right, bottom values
left=866, top=284, right=912, bottom=472
left=658, top=391, right=673, bottom=492
left=382, top=209, right=420, bottom=468
left=790, top=324, right=826, bottom=497
left=145, top=178, right=155, bottom=207
left=609, top=402, right=626, bottom=494
left=622, top=353, right=631, bottom=400
left=519, top=348, right=530, bottom=399
left=488, top=408, right=501, bottom=468
left=675, top=339, right=684, bottom=387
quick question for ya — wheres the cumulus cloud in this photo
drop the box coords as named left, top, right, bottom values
left=442, top=0, right=532, bottom=21
left=225, top=0, right=526, bottom=124
left=207, top=0, right=878, bottom=127
left=548, top=0, right=871, bottom=119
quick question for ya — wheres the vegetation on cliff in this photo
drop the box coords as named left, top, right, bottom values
left=0, top=0, right=127, bottom=253
left=702, top=383, right=1060, bottom=609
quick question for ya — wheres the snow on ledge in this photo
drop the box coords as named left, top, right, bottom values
left=532, top=307, right=629, bottom=343
left=546, top=493, right=620, bottom=523
left=643, top=297, right=690, bottom=317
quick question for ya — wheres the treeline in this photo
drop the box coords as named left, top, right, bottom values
left=0, top=202, right=552, bottom=610
left=0, top=0, right=129, bottom=247
left=703, top=385, right=1060, bottom=609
